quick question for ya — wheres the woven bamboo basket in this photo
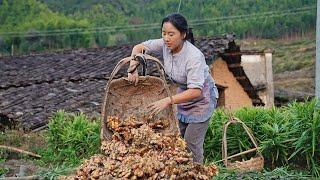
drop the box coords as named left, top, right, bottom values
left=222, top=117, right=264, bottom=172
left=100, top=54, right=179, bottom=141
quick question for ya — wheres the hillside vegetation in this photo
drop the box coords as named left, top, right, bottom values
left=240, top=34, right=316, bottom=103
left=240, top=35, right=315, bottom=74
left=0, top=0, right=316, bottom=55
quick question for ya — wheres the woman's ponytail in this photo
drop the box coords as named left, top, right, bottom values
left=187, top=28, right=195, bottom=45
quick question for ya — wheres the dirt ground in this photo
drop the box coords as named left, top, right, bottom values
left=273, top=67, right=315, bottom=105
left=0, top=130, right=45, bottom=178
left=1, top=159, right=40, bottom=177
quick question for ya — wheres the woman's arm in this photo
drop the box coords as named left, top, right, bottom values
left=147, top=88, right=202, bottom=116
left=168, top=88, right=201, bottom=105
left=131, top=44, right=145, bottom=57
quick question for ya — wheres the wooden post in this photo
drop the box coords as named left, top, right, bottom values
left=264, top=50, right=274, bottom=107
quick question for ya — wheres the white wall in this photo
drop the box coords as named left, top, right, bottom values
left=241, top=53, right=274, bottom=107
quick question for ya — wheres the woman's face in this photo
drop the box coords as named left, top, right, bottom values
left=162, top=22, right=186, bottom=53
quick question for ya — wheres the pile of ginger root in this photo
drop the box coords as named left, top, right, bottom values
left=61, top=116, right=218, bottom=180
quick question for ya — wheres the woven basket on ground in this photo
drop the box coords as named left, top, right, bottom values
left=100, top=54, right=179, bottom=141
left=222, top=117, right=264, bottom=172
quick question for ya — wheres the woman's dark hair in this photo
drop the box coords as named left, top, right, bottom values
left=161, top=13, right=195, bottom=45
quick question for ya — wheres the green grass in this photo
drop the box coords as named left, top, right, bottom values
left=238, top=34, right=316, bottom=74
left=0, top=130, right=45, bottom=161
left=36, top=164, right=76, bottom=180
left=35, top=110, right=100, bottom=173
left=213, top=166, right=311, bottom=180
left=0, top=110, right=100, bottom=178
left=0, top=167, right=9, bottom=178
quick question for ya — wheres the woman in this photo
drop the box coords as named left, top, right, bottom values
left=128, top=13, right=218, bottom=164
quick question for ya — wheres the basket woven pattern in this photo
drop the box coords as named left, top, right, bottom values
left=100, top=55, right=179, bottom=141
left=226, top=156, right=264, bottom=172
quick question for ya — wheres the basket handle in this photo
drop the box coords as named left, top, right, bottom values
left=222, top=117, right=262, bottom=166
left=127, top=54, right=147, bottom=76
left=100, top=54, right=177, bottom=140
left=103, top=53, right=172, bottom=105
left=100, top=56, right=131, bottom=140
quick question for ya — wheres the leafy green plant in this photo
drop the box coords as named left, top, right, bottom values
left=286, top=99, right=320, bottom=177
left=259, top=121, right=294, bottom=167
left=204, top=109, right=229, bottom=164
left=38, top=110, right=100, bottom=166
left=0, top=167, right=9, bottom=177
left=204, top=98, right=320, bottom=178
left=37, top=164, right=76, bottom=180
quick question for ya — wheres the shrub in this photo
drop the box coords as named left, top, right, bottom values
left=39, top=110, right=100, bottom=166
left=204, top=98, right=320, bottom=177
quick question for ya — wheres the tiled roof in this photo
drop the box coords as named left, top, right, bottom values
left=219, top=42, right=265, bottom=106
left=0, top=34, right=262, bottom=130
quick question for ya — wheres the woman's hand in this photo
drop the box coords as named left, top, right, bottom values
left=147, top=97, right=172, bottom=117
left=127, top=69, right=139, bottom=85
left=128, top=44, right=145, bottom=85
left=127, top=56, right=140, bottom=85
